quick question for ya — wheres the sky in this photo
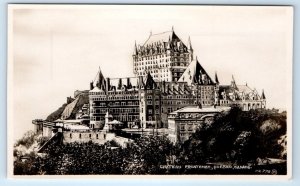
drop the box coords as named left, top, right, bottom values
left=9, top=5, right=293, bottom=141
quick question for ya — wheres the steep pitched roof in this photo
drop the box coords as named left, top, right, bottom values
left=144, top=72, right=157, bottom=89
left=143, top=31, right=173, bottom=46
left=218, top=84, right=262, bottom=101
left=93, top=67, right=106, bottom=91
left=178, top=59, right=214, bottom=85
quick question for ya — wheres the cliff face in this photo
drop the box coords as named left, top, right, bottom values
left=61, top=97, right=79, bottom=120
left=46, top=91, right=89, bottom=121
left=67, top=92, right=89, bottom=119
left=46, top=103, right=68, bottom=121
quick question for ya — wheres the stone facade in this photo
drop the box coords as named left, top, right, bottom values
left=132, top=29, right=193, bottom=82
left=63, top=130, right=115, bottom=144
left=168, top=106, right=231, bottom=143
left=88, top=29, right=267, bottom=130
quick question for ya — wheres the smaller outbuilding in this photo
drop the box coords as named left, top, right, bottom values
left=168, top=106, right=231, bottom=143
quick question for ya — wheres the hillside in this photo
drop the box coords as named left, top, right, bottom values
left=46, top=91, right=89, bottom=121
left=46, top=103, right=68, bottom=121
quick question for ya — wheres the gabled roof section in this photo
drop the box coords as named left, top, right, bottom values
left=143, top=31, right=174, bottom=46
left=178, top=58, right=214, bottom=86
left=144, top=72, right=157, bottom=89
left=93, top=67, right=106, bottom=91
left=236, top=85, right=253, bottom=94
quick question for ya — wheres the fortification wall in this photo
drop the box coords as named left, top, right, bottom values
left=63, top=130, right=115, bottom=144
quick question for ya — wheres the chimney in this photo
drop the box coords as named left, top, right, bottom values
left=90, top=82, right=94, bottom=90
left=106, top=78, right=110, bottom=92
left=127, top=77, right=132, bottom=89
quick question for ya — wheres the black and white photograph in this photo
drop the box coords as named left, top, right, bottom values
left=7, top=4, right=293, bottom=178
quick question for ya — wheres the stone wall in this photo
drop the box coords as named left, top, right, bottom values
left=63, top=130, right=115, bottom=144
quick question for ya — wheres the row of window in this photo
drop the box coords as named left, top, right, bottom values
left=134, top=53, right=189, bottom=61
left=93, top=101, right=139, bottom=107
left=199, top=86, right=215, bottom=90
left=147, top=109, right=160, bottom=115
left=69, top=133, right=106, bottom=139
left=91, top=108, right=140, bottom=114
left=91, top=114, right=139, bottom=121
left=180, top=124, right=196, bottom=131
left=91, top=95, right=139, bottom=101
left=135, top=56, right=188, bottom=65
left=107, top=90, right=139, bottom=95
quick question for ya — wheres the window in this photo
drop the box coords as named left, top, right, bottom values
left=96, top=134, right=99, bottom=139
left=180, top=125, right=185, bottom=130
left=70, top=133, right=72, bottom=138
left=149, top=109, right=153, bottom=114
left=89, top=134, right=92, bottom=139
left=79, top=134, right=82, bottom=139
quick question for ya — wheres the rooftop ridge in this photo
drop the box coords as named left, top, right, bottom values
left=151, top=30, right=173, bottom=36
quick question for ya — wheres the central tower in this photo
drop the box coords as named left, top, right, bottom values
left=132, top=28, right=193, bottom=82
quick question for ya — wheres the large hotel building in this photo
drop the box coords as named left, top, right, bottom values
left=89, top=29, right=266, bottom=130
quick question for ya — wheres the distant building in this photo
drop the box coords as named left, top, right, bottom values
left=216, top=76, right=266, bottom=110
left=168, top=106, right=231, bottom=143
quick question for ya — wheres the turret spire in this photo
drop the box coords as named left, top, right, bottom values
left=231, top=75, right=238, bottom=89
left=134, top=40, right=138, bottom=55
left=261, top=89, right=266, bottom=99
left=188, top=36, right=193, bottom=50
left=215, top=72, right=219, bottom=84
left=97, top=67, right=106, bottom=91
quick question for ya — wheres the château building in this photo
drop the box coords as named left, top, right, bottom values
left=89, top=28, right=266, bottom=130
left=132, top=28, right=193, bottom=82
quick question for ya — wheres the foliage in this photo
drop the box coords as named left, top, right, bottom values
left=181, top=107, right=287, bottom=164
left=123, top=135, right=173, bottom=174
left=15, top=131, right=37, bottom=148
left=14, top=107, right=287, bottom=175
